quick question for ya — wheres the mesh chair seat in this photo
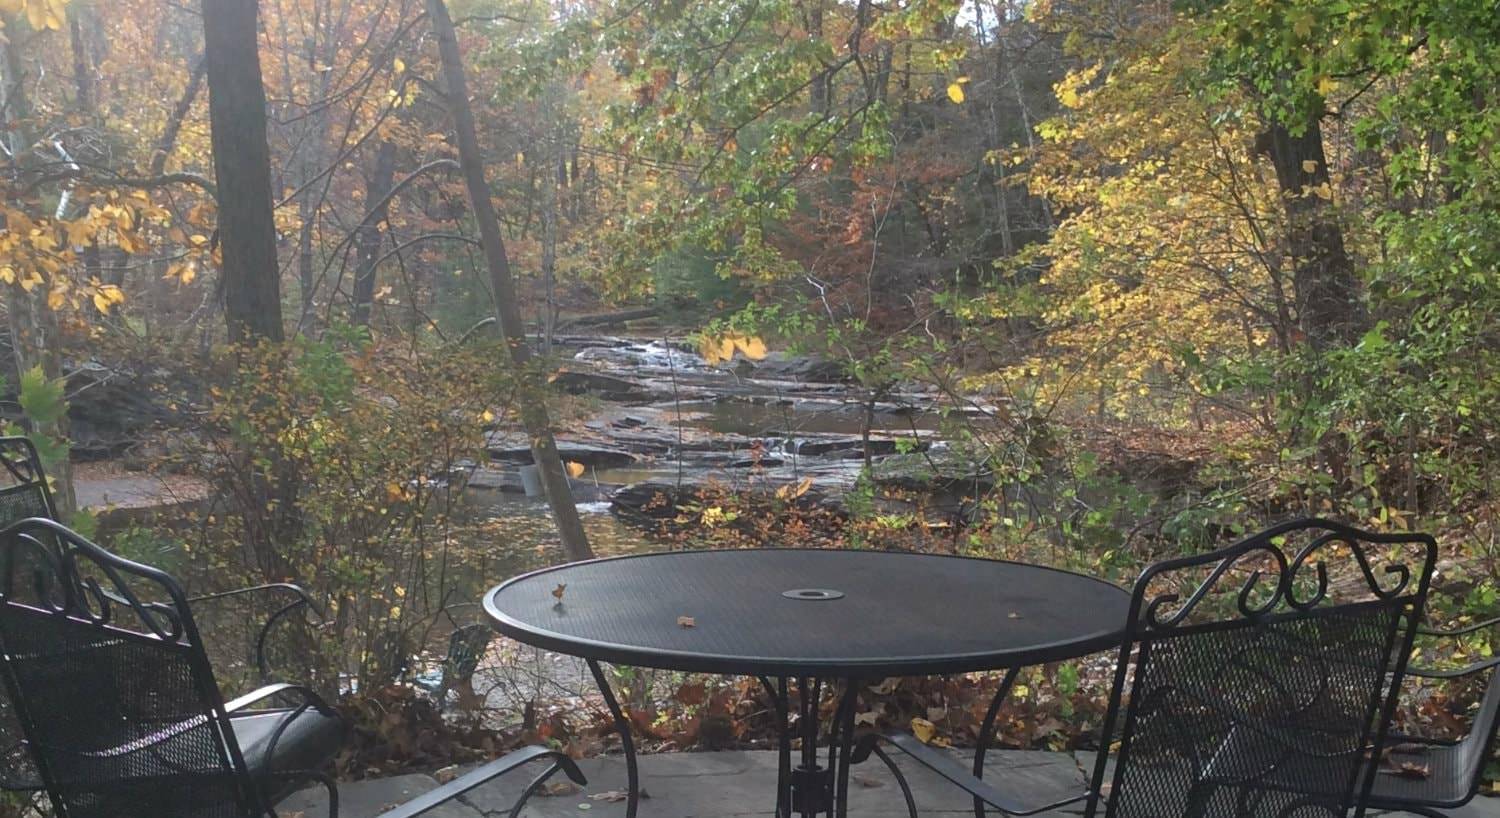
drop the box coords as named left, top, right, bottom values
left=1367, top=740, right=1475, bottom=807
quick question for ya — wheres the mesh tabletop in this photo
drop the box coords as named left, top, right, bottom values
left=484, top=549, right=1130, bottom=676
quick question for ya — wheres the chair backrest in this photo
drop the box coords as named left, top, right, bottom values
left=0, top=437, right=57, bottom=529
left=1088, top=519, right=1437, bottom=818
left=0, top=518, right=263, bottom=818
left=0, top=436, right=58, bottom=792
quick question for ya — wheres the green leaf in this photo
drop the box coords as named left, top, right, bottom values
left=18, top=366, right=67, bottom=425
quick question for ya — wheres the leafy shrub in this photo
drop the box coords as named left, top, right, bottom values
left=177, top=330, right=518, bottom=694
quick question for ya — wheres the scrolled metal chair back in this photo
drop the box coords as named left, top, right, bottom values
left=1088, top=519, right=1437, bottom=818
left=0, top=518, right=262, bottom=818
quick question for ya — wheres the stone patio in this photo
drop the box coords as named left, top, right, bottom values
left=281, top=750, right=1500, bottom=817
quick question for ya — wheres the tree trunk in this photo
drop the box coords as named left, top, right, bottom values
left=1256, top=114, right=1365, bottom=493
left=426, top=0, right=594, bottom=561
left=352, top=141, right=396, bottom=327
left=1257, top=117, right=1366, bottom=350
left=540, top=146, right=559, bottom=352
left=202, top=0, right=285, bottom=345
left=201, top=0, right=295, bottom=582
left=807, top=0, right=828, bottom=114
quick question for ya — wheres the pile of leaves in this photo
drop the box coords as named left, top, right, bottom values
left=337, top=685, right=515, bottom=779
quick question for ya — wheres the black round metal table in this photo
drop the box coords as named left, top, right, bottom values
left=484, top=548, right=1129, bottom=818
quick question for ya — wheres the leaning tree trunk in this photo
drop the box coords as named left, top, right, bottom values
left=427, top=0, right=593, bottom=561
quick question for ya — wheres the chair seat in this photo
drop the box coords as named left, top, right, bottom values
left=230, top=707, right=346, bottom=801
left=1367, top=740, right=1479, bottom=809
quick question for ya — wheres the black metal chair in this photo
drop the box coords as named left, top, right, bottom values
left=1359, top=612, right=1500, bottom=817
left=854, top=518, right=1438, bottom=818
left=0, top=436, right=330, bottom=794
left=0, top=517, right=585, bottom=818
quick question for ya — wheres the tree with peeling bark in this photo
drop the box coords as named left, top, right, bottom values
left=425, top=0, right=592, bottom=561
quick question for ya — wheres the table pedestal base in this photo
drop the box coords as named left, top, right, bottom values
left=583, top=663, right=1016, bottom=818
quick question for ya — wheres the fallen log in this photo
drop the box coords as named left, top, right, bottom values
left=556, top=306, right=659, bottom=329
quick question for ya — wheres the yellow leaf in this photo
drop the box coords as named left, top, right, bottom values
left=189, top=234, right=208, bottom=247
left=565, top=461, right=586, bottom=478
left=790, top=476, right=813, bottom=499
left=0, top=266, right=14, bottom=285
left=24, top=0, right=45, bottom=30
left=51, top=288, right=68, bottom=310
left=946, top=83, right=965, bottom=104
left=166, top=262, right=196, bottom=284
left=0, top=0, right=22, bottom=16
left=911, top=717, right=937, bottom=744
left=480, top=408, right=495, bottom=422
left=1301, top=159, right=1318, bottom=174
left=733, top=335, right=768, bottom=360
left=393, top=57, right=406, bottom=73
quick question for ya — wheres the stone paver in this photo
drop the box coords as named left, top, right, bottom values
left=279, top=772, right=482, bottom=818
left=285, top=750, right=1500, bottom=817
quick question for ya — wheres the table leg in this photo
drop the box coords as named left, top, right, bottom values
left=829, top=679, right=860, bottom=818
left=795, top=677, right=825, bottom=817
left=973, top=667, right=1020, bottom=818
left=586, top=659, right=639, bottom=818
left=759, top=676, right=792, bottom=818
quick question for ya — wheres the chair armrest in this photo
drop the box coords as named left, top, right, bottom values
left=851, top=732, right=1090, bottom=816
left=188, top=583, right=325, bottom=620
left=187, top=583, right=324, bottom=681
left=225, top=683, right=339, bottom=718
left=1417, top=615, right=1500, bottom=638
left=373, top=747, right=587, bottom=818
left=1402, top=654, right=1500, bottom=680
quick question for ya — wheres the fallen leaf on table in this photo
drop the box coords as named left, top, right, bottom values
left=542, top=780, right=582, bottom=796
left=552, top=583, right=567, bottom=602
left=590, top=789, right=650, bottom=801
left=677, top=615, right=696, bottom=628
left=1007, top=612, right=1021, bottom=619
